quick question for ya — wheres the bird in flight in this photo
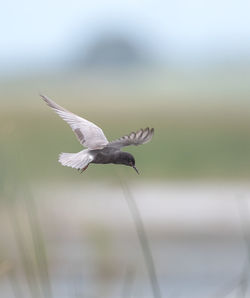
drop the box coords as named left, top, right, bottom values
left=41, top=95, right=154, bottom=174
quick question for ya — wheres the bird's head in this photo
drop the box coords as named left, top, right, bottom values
left=115, top=152, right=139, bottom=174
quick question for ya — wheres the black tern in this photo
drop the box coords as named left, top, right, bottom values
left=41, top=95, right=154, bottom=174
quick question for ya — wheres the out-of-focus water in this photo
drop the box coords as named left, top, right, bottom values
left=0, top=181, right=249, bottom=297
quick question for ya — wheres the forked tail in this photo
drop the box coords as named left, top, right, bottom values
left=58, top=149, right=93, bottom=170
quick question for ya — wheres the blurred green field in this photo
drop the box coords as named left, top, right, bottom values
left=1, top=75, right=250, bottom=182
left=1, top=73, right=250, bottom=298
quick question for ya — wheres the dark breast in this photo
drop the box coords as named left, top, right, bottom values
left=90, top=147, right=119, bottom=164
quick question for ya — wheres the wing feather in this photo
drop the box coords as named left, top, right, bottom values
left=108, top=127, right=154, bottom=149
left=41, top=95, right=109, bottom=149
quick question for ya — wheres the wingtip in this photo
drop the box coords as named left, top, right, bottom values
left=40, top=94, right=59, bottom=110
left=40, top=94, right=49, bottom=103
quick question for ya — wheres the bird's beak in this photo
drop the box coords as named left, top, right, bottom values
left=133, top=165, right=140, bottom=175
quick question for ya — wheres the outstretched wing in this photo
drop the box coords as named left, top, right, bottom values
left=108, top=127, right=154, bottom=149
left=41, top=95, right=109, bottom=149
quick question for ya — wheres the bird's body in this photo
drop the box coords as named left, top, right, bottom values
left=90, top=147, right=120, bottom=164
left=41, top=95, right=154, bottom=174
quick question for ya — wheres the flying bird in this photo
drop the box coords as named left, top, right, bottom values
left=41, top=95, right=154, bottom=174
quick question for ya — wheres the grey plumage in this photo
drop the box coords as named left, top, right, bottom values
left=108, top=127, right=154, bottom=149
left=41, top=95, right=154, bottom=173
left=41, top=94, right=108, bottom=149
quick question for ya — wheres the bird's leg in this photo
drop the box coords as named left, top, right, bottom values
left=80, top=164, right=89, bottom=173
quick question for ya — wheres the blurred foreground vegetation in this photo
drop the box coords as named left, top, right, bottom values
left=0, top=71, right=250, bottom=298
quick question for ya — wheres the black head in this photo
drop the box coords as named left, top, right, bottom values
left=115, top=152, right=139, bottom=174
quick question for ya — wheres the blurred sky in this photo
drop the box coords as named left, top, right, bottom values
left=1, top=0, right=250, bottom=74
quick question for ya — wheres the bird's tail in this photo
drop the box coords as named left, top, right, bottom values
left=58, top=149, right=93, bottom=170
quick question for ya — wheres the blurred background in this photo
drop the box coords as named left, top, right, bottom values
left=1, top=0, right=250, bottom=297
